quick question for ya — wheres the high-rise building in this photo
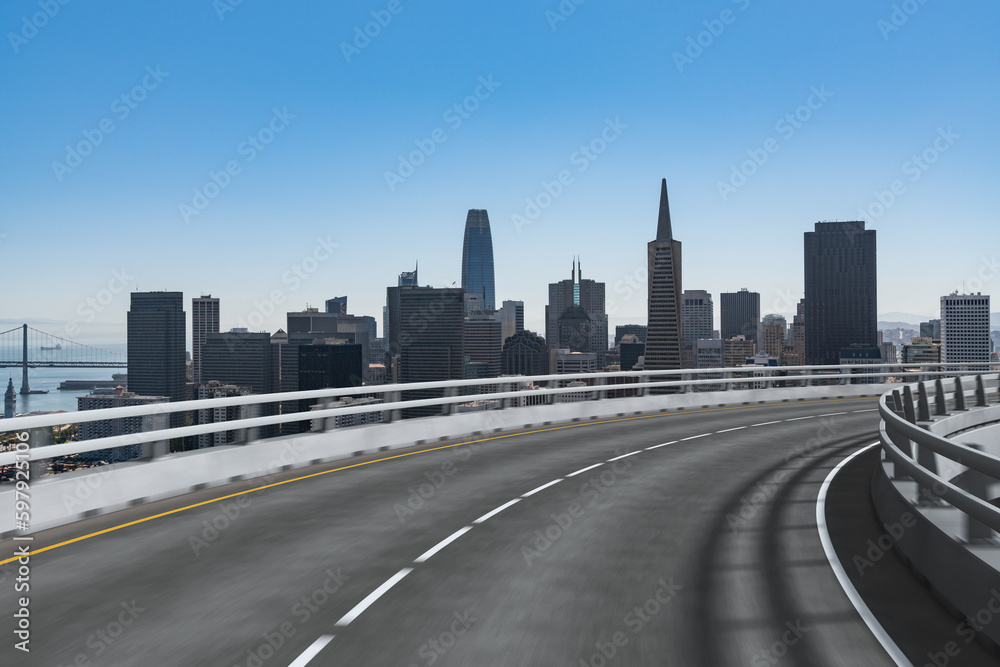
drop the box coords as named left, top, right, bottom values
left=720, top=289, right=760, bottom=342
left=397, top=287, right=465, bottom=417
left=464, top=314, right=502, bottom=378
left=682, top=290, right=713, bottom=345
left=784, top=298, right=806, bottom=366
left=619, top=337, right=645, bottom=372
left=194, top=381, right=252, bottom=449
left=760, top=314, right=787, bottom=360
left=941, top=292, right=991, bottom=371
left=645, top=179, right=685, bottom=375
left=901, top=337, right=941, bottom=365
left=325, top=296, right=348, bottom=315
left=386, top=263, right=420, bottom=368
left=724, top=336, right=756, bottom=367
left=495, top=300, right=524, bottom=344
left=293, top=341, right=364, bottom=432
left=461, top=209, right=496, bottom=311
left=201, top=331, right=280, bottom=395
left=501, top=330, right=549, bottom=376
left=545, top=259, right=607, bottom=367
left=77, top=387, right=168, bottom=462
left=127, top=292, right=187, bottom=424
left=694, top=338, right=724, bottom=369
left=191, top=295, right=220, bottom=384
left=920, top=319, right=942, bottom=341
left=614, top=325, right=647, bottom=346
left=4, top=378, right=15, bottom=419
left=804, top=221, right=877, bottom=365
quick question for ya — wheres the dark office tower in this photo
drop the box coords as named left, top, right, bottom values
left=501, top=330, right=549, bottom=376
left=325, top=296, right=348, bottom=315
left=495, top=300, right=524, bottom=344
left=614, top=324, right=647, bottom=347
left=920, top=319, right=941, bottom=341
left=720, top=289, right=760, bottom=342
left=461, top=210, right=495, bottom=312
left=386, top=263, right=420, bottom=365
left=804, top=221, right=877, bottom=365
left=464, top=314, right=502, bottom=378
left=645, top=179, right=685, bottom=374
left=127, top=292, right=186, bottom=414
left=398, top=287, right=464, bottom=417
left=192, top=295, right=220, bottom=384
left=682, top=290, right=713, bottom=344
left=201, top=331, right=280, bottom=395
left=545, top=258, right=607, bottom=366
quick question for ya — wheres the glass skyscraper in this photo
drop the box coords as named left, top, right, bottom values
left=461, top=209, right=495, bottom=311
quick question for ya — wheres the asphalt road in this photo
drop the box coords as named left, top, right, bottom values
left=1, top=397, right=994, bottom=666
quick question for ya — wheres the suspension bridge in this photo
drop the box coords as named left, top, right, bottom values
left=0, top=324, right=127, bottom=394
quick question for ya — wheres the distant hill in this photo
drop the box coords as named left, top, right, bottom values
left=878, top=321, right=920, bottom=331
left=877, top=312, right=933, bottom=326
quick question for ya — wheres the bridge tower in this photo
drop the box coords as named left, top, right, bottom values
left=20, top=324, right=30, bottom=395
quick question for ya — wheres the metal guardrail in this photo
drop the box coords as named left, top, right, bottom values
left=877, top=372, right=1000, bottom=533
left=1, top=362, right=996, bottom=469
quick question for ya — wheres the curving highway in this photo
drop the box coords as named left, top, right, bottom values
left=1, top=397, right=996, bottom=666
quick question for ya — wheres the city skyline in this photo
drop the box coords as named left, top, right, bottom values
left=1, top=2, right=997, bottom=343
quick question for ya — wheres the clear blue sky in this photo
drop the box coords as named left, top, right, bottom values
left=1, top=0, right=998, bottom=343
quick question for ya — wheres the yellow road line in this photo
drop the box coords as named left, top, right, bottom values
left=0, top=396, right=875, bottom=565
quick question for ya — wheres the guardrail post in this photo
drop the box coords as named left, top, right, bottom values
left=917, top=382, right=931, bottom=422
left=902, top=386, right=917, bottom=423
left=28, top=426, right=52, bottom=481
left=723, top=371, right=732, bottom=391
left=953, top=377, right=966, bottom=411
left=442, top=386, right=458, bottom=415
left=934, top=378, right=948, bottom=416
left=975, top=375, right=987, bottom=407
left=141, top=413, right=168, bottom=459
left=245, top=402, right=261, bottom=443
left=958, top=444, right=996, bottom=544
left=384, top=391, right=401, bottom=423
left=592, top=376, right=606, bottom=401
left=890, top=389, right=905, bottom=417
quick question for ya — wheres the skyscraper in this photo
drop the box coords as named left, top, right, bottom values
left=201, top=331, right=280, bottom=395
left=461, top=209, right=495, bottom=312
left=192, top=295, right=220, bottom=384
left=398, top=287, right=464, bottom=417
left=645, top=179, right=684, bottom=373
left=804, top=221, right=877, bottom=365
left=127, top=292, right=186, bottom=413
left=325, top=296, right=348, bottom=315
left=545, top=259, right=607, bottom=367
left=682, top=290, right=714, bottom=344
left=940, top=292, right=991, bottom=371
left=501, top=330, right=549, bottom=376
left=495, top=300, right=524, bottom=344
left=720, top=289, right=760, bottom=342
left=464, top=314, right=502, bottom=378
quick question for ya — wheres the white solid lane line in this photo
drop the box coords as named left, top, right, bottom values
left=815, top=443, right=910, bottom=666
left=681, top=433, right=710, bottom=441
left=751, top=420, right=781, bottom=427
left=716, top=426, right=746, bottom=433
left=414, top=527, right=474, bottom=563
left=785, top=416, right=815, bottom=421
left=287, top=635, right=335, bottom=667
left=645, top=440, right=677, bottom=450
left=473, top=498, right=521, bottom=524
left=334, top=568, right=414, bottom=627
left=567, top=462, right=605, bottom=477
left=608, top=451, right=641, bottom=461
left=522, top=479, right=564, bottom=497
